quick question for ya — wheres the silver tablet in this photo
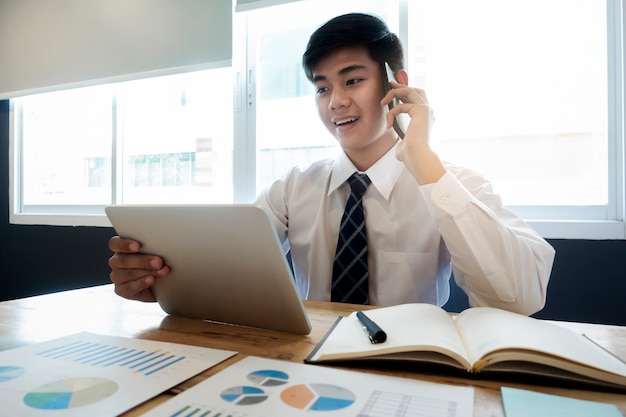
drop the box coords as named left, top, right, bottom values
left=106, top=204, right=311, bottom=335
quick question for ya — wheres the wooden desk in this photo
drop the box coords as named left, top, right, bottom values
left=1, top=284, right=625, bottom=416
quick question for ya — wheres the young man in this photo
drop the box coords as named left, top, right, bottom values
left=108, top=13, right=555, bottom=315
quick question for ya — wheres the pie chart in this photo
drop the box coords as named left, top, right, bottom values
left=0, top=366, right=26, bottom=382
left=281, top=383, right=356, bottom=411
left=23, top=377, right=118, bottom=410
left=220, top=386, right=268, bottom=405
left=247, top=369, right=289, bottom=386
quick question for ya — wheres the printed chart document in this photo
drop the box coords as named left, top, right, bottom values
left=142, top=356, right=474, bottom=417
left=305, top=303, right=626, bottom=390
left=0, top=332, right=236, bottom=417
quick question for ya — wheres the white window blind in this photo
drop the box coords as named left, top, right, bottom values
left=235, top=0, right=303, bottom=12
left=0, top=0, right=232, bottom=99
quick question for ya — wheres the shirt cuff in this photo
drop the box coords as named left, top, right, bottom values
left=420, top=171, right=475, bottom=218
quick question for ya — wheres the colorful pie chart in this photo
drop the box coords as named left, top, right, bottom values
left=281, top=383, right=356, bottom=411
left=220, top=386, right=268, bottom=405
left=23, top=377, right=118, bottom=410
left=247, top=369, right=289, bottom=386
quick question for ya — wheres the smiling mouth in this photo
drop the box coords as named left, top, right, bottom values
left=334, top=117, right=359, bottom=127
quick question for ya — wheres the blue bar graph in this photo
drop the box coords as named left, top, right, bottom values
left=170, top=405, right=235, bottom=417
left=36, top=340, right=187, bottom=376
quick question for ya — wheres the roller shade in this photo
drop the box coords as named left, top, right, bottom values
left=0, top=0, right=232, bottom=99
left=235, top=0, right=303, bottom=12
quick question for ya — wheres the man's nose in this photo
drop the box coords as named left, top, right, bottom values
left=329, top=88, right=350, bottom=110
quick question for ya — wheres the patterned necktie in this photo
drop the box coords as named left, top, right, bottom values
left=331, top=173, right=371, bottom=304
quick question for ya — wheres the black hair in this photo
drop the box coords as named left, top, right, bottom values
left=302, top=13, right=404, bottom=82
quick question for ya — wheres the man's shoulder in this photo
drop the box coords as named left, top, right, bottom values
left=283, top=158, right=335, bottom=180
left=441, top=160, right=492, bottom=183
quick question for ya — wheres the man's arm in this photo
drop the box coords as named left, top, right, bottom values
left=422, top=167, right=555, bottom=315
left=382, top=77, right=554, bottom=315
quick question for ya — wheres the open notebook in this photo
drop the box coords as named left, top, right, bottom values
left=106, top=204, right=311, bottom=335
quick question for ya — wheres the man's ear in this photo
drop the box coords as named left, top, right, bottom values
left=395, top=69, right=409, bottom=85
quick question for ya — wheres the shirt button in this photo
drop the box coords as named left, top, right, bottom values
left=440, top=195, right=450, bottom=205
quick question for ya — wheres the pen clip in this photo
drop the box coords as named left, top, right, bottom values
left=357, top=310, right=387, bottom=344
left=361, top=326, right=376, bottom=344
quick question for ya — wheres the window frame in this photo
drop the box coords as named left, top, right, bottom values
left=8, top=0, right=626, bottom=239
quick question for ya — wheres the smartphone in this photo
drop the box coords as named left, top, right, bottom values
left=382, top=62, right=410, bottom=139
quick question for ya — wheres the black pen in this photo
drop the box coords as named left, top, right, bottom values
left=356, top=311, right=387, bottom=344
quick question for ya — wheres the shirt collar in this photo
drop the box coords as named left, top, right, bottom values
left=329, top=141, right=404, bottom=200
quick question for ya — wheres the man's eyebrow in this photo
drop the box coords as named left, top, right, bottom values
left=312, top=64, right=369, bottom=83
left=339, top=64, right=368, bottom=75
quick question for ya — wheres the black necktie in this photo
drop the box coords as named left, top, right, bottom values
left=331, top=173, right=371, bottom=304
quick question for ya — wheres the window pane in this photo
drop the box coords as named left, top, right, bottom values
left=408, top=0, right=608, bottom=206
left=20, top=87, right=113, bottom=206
left=117, top=68, right=234, bottom=204
left=18, top=68, right=234, bottom=211
left=250, top=0, right=400, bottom=192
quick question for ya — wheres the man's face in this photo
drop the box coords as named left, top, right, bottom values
left=312, top=46, right=397, bottom=167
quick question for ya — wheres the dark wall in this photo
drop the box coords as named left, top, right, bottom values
left=2, top=100, right=626, bottom=324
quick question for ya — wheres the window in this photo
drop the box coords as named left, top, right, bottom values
left=402, top=0, right=621, bottom=239
left=115, top=70, right=234, bottom=204
left=410, top=1, right=608, bottom=206
left=17, top=86, right=113, bottom=210
left=11, top=68, right=234, bottom=224
left=9, top=0, right=626, bottom=239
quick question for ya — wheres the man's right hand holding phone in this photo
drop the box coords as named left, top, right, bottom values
left=380, top=65, right=445, bottom=186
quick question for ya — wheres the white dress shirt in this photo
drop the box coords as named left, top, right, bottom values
left=255, top=144, right=555, bottom=315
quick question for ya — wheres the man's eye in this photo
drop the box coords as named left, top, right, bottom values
left=347, top=78, right=362, bottom=86
left=316, top=86, right=328, bottom=94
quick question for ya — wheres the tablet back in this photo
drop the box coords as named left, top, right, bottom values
left=105, top=204, right=311, bottom=335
